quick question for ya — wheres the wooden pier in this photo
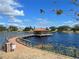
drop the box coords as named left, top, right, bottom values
left=18, top=33, right=52, bottom=38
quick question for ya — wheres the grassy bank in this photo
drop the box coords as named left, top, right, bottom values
left=0, top=47, right=74, bottom=59
left=17, top=38, right=76, bottom=58
left=0, top=37, right=74, bottom=59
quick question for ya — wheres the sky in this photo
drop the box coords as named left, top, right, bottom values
left=0, top=0, right=79, bottom=28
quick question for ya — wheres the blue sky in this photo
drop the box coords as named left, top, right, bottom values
left=0, top=0, right=79, bottom=28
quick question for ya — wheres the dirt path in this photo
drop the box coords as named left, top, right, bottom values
left=0, top=37, right=74, bottom=59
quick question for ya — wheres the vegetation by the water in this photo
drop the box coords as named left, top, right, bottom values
left=17, top=38, right=79, bottom=58
left=39, top=44, right=79, bottom=58
left=0, top=24, right=79, bottom=33
left=0, top=23, right=79, bottom=58
left=0, top=47, right=73, bottom=59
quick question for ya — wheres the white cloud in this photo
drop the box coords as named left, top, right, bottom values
left=63, top=20, right=79, bottom=27
left=64, top=21, right=73, bottom=24
left=0, top=0, right=24, bottom=17
left=37, top=18, right=45, bottom=20
left=9, top=17, right=23, bottom=23
left=36, top=18, right=53, bottom=27
left=8, top=17, right=25, bottom=27
left=8, top=23, right=19, bottom=26
left=0, top=22, right=6, bottom=25
left=13, top=19, right=22, bottom=23
left=8, top=22, right=25, bottom=28
left=0, top=0, right=25, bottom=26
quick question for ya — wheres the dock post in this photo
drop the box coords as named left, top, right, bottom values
left=4, top=42, right=11, bottom=52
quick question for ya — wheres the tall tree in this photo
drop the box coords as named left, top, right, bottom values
left=72, top=24, right=79, bottom=32
left=57, top=26, right=71, bottom=32
left=23, top=27, right=31, bottom=31
left=8, top=26, right=18, bottom=31
left=46, top=27, right=49, bottom=30
left=49, top=26, right=56, bottom=31
left=0, top=25, right=6, bottom=31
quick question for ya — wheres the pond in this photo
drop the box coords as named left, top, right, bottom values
left=0, top=32, right=79, bottom=57
left=0, top=32, right=28, bottom=48
left=22, top=32, right=79, bottom=57
left=0, top=32, right=79, bottom=48
left=23, top=32, right=79, bottom=48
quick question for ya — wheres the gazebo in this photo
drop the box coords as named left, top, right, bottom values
left=33, top=28, right=51, bottom=36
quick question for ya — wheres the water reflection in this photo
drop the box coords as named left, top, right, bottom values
left=23, top=32, right=79, bottom=48
left=0, top=32, right=79, bottom=48
left=0, top=32, right=79, bottom=57
left=25, top=36, right=49, bottom=46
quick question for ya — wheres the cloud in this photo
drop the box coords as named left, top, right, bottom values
left=13, top=19, right=22, bottom=23
left=0, top=0, right=24, bottom=17
left=37, top=18, right=46, bottom=20
left=8, top=17, right=24, bottom=28
left=9, top=17, right=23, bottom=23
left=0, top=22, right=6, bottom=25
left=63, top=20, right=79, bottom=27
left=0, top=0, right=25, bottom=27
left=36, top=18, right=53, bottom=27
left=8, top=22, right=26, bottom=28
left=8, top=23, right=19, bottom=26
left=64, top=21, right=73, bottom=24
left=8, top=17, right=25, bottom=28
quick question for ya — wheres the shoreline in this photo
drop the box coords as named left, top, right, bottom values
left=62, top=31, right=79, bottom=34
left=0, top=31, right=79, bottom=34
left=0, top=36, right=74, bottom=59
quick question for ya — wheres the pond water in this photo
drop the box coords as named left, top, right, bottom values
left=0, top=32, right=79, bottom=57
left=23, top=32, right=79, bottom=48
left=0, top=32, right=28, bottom=48
left=0, top=32, right=79, bottom=48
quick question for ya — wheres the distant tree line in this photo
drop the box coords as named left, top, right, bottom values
left=0, top=25, right=35, bottom=32
left=0, top=24, right=79, bottom=32
left=49, top=24, right=79, bottom=32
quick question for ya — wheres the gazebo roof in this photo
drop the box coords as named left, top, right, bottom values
left=34, top=28, right=48, bottom=32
